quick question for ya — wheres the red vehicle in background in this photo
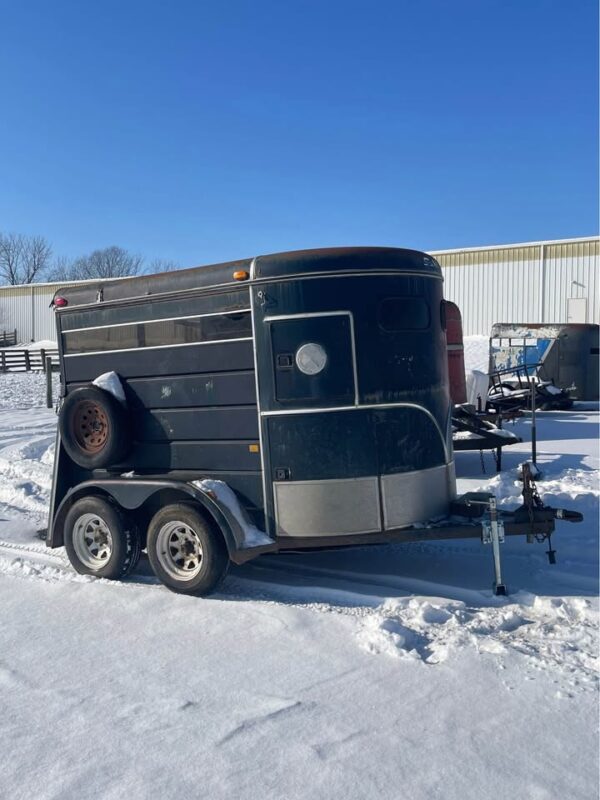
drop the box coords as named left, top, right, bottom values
left=445, top=301, right=467, bottom=405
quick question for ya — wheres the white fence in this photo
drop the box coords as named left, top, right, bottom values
left=0, top=347, right=59, bottom=373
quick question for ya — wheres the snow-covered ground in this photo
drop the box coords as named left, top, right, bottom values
left=7, top=338, right=57, bottom=350
left=0, top=371, right=597, bottom=799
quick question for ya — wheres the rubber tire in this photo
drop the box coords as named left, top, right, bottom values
left=146, top=504, right=229, bottom=596
left=59, top=385, right=131, bottom=470
left=64, top=496, right=141, bottom=580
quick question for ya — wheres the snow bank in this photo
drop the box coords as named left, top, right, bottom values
left=463, top=335, right=490, bottom=373
left=358, top=594, right=598, bottom=685
left=0, top=372, right=59, bottom=410
left=7, top=339, right=57, bottom=350
left=22, top=339, right=57, bottom=351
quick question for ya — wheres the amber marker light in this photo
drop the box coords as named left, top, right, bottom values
left=233, top=270, right=249, bottom=281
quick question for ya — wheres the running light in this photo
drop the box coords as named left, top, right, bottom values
left=54, top=297, right=68, bottom=307
left=233, top=270, right=249, bottom=281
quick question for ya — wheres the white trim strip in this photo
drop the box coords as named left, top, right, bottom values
left=63, top=308, right=251, bottom=335
left=264, top=310, right=353, bottom=322
left=347, top=313, right=360, bottom=407
left=63, top=337, right=253, bottom=358
left=249, top=266, right=269, bottom=530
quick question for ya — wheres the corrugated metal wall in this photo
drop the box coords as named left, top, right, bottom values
left=0, top=237, right=598, bottom=341
left=0, top=281, right=98, bottom=343
left=433, top=236, right=599, bottom=335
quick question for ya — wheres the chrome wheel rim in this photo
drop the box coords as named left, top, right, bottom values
left=156, top=521, right=204, bottom=581
left=72, top=513, right=113, bottom=570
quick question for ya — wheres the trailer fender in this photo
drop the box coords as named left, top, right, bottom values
left=49, top=479, right=244, bottom=558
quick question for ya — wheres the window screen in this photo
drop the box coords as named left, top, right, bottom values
left=63, top=312, right=252, bottom=354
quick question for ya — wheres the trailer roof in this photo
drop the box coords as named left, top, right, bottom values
left=53, top=246, right=440, bottom=308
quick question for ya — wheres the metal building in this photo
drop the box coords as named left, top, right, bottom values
left=432, top=236, right=599, bottom=336
left=0, top=236, right=598, bottom=342
left=0, top=279, right=109, bottom=343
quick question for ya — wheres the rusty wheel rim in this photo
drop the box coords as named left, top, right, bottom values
left=72, top=401, right=109, bottom=454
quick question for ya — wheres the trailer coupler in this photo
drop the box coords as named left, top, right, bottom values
left=516, top=462, right=583, bottom=555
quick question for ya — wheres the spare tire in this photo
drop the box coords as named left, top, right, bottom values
left=59, top=385, right=131, bottom=469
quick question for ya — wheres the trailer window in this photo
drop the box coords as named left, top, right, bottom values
left=63, top=311, right=252, bottom=354
left=378, top=297, right=430, bottom=332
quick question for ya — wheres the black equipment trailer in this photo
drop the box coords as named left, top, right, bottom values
left=452, top=404, right=522, bottom=472
left=46, top=247, right=582, bottom=597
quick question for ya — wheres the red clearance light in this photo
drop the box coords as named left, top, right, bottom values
left=54, top=297, right=68, bottom=307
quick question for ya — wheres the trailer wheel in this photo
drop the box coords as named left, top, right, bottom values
left=59, top=386, right=131, bottom=469
left=64, top=496, right=141, bottom=579
left=146, top=504, right=229, bottom=596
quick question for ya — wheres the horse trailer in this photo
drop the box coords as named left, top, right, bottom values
left=47, top=247, right=580, bottom=596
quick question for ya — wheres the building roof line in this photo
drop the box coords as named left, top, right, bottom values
left=0, top=276, right=130, bottom=291
left=0, top=236, right=597, bottom=291
left=429, top=235, right=599, bottom=256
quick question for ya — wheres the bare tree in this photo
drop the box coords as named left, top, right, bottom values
left=147, top=258, right=180, bottom=274
left=22, top=235, right=53, bottom=283
left=49, top=246, right=143, bottom=281
left=0, top=233, right=24, bottom=285
left=78, top=246, right=143, bottom=279
left=47, top=255, right=74, bottom=283
left=0, top=232, right=52, bottom=284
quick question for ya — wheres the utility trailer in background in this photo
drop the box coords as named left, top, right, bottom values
left=46, top=248, right=582, bottom=597
left=490, top=323, right=599, bottom=403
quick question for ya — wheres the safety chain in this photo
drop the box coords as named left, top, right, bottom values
left=522, top=463, right=546, bottom=542
left=491, top=448, right=500, bottom=471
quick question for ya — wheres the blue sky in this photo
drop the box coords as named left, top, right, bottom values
left=0, top=0, right=597, bottom=268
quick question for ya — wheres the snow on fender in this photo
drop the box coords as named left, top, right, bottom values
left=92, top=371, right=127, bottom=404
left=58, top=378, right=132, bottom=470
left=193, top=479, right=274, bottom=549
